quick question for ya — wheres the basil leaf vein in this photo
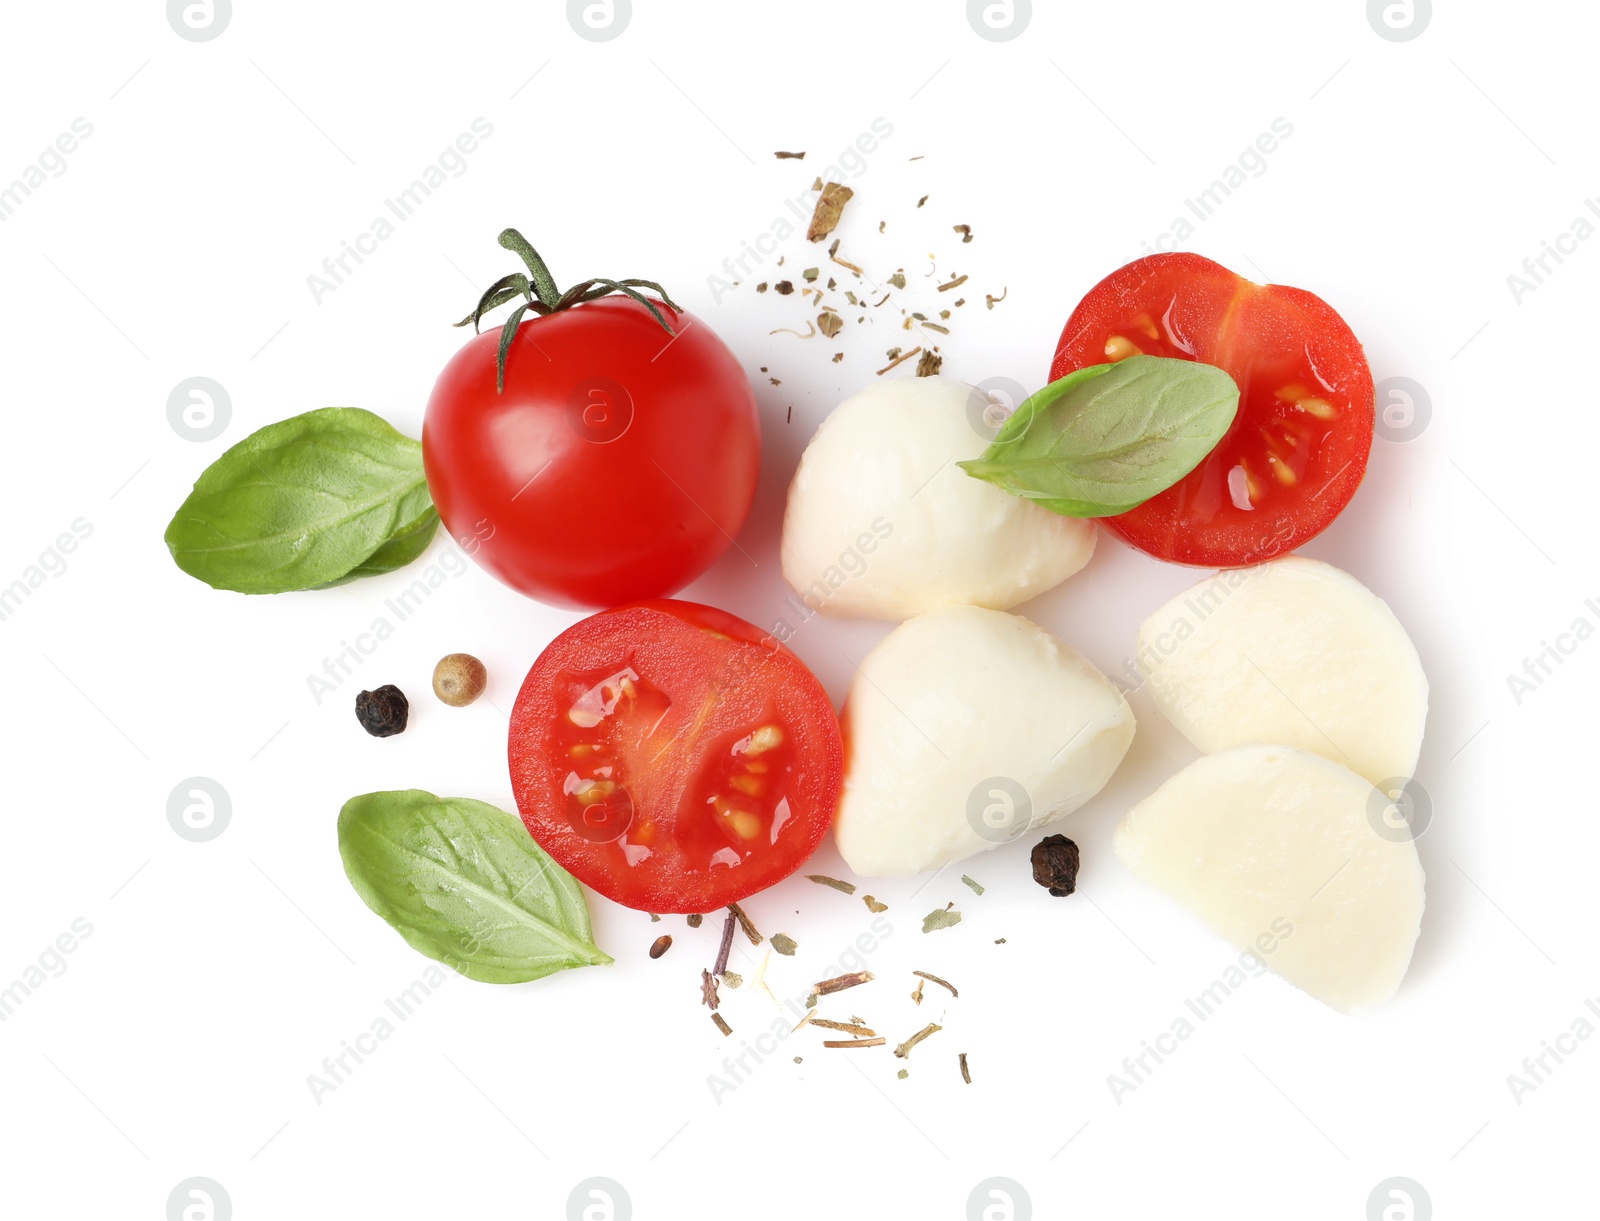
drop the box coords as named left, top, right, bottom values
left=164, top=407, right=436, bottom=593
left=338, top=789, right=612, bottom=984
left=960, top=356, right=1240, bottom=517
left=317, top=505, right=441, bottom=588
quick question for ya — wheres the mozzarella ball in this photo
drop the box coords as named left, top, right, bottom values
left=1114, top=745, right=1425, bottom=1013
left=781, top=377, right=1096, bottom=620
left=834, top=604, right=1135, bottom=876
left=1137, top=556, right=1428, bottom=786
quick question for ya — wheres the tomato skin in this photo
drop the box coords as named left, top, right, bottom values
left=424, top=297, right=761, bottom=610
left=509, top=600, right=843, bottom=914
left=1051, top=254, right=1374, bottom=568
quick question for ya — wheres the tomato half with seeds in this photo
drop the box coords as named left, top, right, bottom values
left=1051, top=253, right=1374, bottom=567
left=509, top=600, right=844, bottom=913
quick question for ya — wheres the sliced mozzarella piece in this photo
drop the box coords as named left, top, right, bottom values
left=1114, top=744, right=1425, bottom=1013
left=834, top=604, right=1135, bottom=876
left=780, top=377, right=1096, bottom=621
left=1137, top=556, right=1427, bottom=786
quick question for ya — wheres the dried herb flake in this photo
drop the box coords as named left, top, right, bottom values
left=961, top=875, right=985, bottom=896
left=877, top=346, right=921, bottom=376
left=806, top=182, right=854, bottom=242
left=807, top=875, right=857, bottom=895
left=912, top=970, right=958, bottom=998
left=811, top=1018, right=877, bottom=1037
left=893, top=1022, right=941, bottom=1059
left=922, top=907, right=961, bottom=933
left=813, top=970, right=874, bottom=997
left=728, top=902, right=762, bottom=944
left=771, top=933, right=799, bottom=956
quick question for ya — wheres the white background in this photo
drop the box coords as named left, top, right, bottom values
left=0, top=1, right=1593, bottom=1218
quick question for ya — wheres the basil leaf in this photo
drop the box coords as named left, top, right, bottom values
left=315, top=506, right=441, bottom=588
left=959, top=356, right=1240, bottom=517
left=338, top=789, right=612, bottom=984
left=164, top=407, right=435, bottom=593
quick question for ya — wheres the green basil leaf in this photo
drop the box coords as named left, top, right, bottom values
left=315, top=505, right=441, bottom=588
left=338, top=789, right=612, bottom=984
left=959, top=356, right=1240, bottom=517
left=164, top=407, right=435, bottom=593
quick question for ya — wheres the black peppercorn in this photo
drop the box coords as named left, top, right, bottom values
left=1031, top=833, right=1081, bottom=897
left=355, top=685, right=409, bottom=737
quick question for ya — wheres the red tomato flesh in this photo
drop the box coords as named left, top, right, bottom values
left=509, top=600, right=843, bottom=913
left=423, top=296, right=761, bottom=610
left=1051, top=253, right=1374, bottom=567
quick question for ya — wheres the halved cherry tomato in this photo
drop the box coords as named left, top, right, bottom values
left=509, top=600, right=843, bottom=913
left=1051, top=253, right=1374, bottom=567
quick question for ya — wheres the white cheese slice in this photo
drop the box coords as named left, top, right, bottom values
left=1137, top=556, right=1428, bottom=785
left=1114, top=744, right=1425, bottom=1013
left=834, top=604, right=1135, bottom=876
left=780, top=377, right=1096, bottom=621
